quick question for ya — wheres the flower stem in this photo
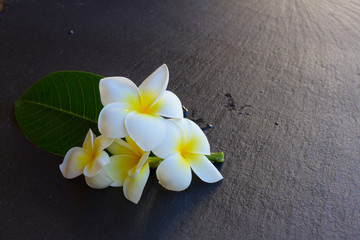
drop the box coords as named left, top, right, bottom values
left=148, top=152, right=224, bottom=168
left=148, top=156, right=163, bottom=168
left=205, top=152, right=225, bottom=163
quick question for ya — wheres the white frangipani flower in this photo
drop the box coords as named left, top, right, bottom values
left=59, top=129, right=114, bottom=189
left=98, top=64, right=183, bottom=151
left=152, top=119, right=223, bottom=191
left=105, top=137, right=151, bottom=204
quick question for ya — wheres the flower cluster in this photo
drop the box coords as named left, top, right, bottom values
left=59, top=64, right=223, bottom=204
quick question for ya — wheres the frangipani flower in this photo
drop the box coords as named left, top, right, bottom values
left=104, top=137, right=150, bottom=204
left=98, top=64, right=183, bottom=151
left=59, top=129, right=114, bottom=188
left=152, top=118, right=223, bottom=191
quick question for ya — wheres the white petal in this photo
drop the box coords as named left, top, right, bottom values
left=123, top=162, right=150, bottom=204
left=125, top=111, right=167, bottom=151
left=174, top=118, right=210, bottom=155
left=156, top=153, right=192, bottom=191
left=139, top=64, right=169, bottom=109
left=107, top=138, right=136, bottom=156
left=85, top=169, right=113, bottom=189
left=125, top=136, right=144, bottom=157
left=152, top=120, right=183, bottom=159
left=83, top=151, right=110, bottom=177
left=104, top=155, right=139, bottom=187
left=186, top=153, right=223, bottom=183
left=98, top=102, right=131, bottom=139
left=93, top=135, right=114, bottom=155
left=82, top=129, right=94, bottom=153
left=59, top=147, right=91, bottom=179
left=99, top=77, right=141, bottom=106
left=128, top=151, right=150, bottom=178
left=147, top=91, right=183, bottom=119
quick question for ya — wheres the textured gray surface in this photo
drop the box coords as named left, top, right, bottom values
left=1, top=0, right=360, bottom=239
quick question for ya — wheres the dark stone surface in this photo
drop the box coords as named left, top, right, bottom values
left=1, top=0, right=360, bottom=239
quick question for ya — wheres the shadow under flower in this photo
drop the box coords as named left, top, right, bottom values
left=57, top=165, right=223, bottom=239
left=137, top=169, right=224, bottom=240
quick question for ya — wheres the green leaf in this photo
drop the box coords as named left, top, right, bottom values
left=15, top=71, right=104, bottom=156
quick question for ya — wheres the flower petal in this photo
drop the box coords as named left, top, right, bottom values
left=93, top=135, right=114, bottom=155
left=125, top=111, right=167, bottom=151
left=59, top=147, right=91, bottom=179
left=128, top=151, right=150, bottom=178
left=185, top=153, right=223, bottom=183
left=85, top=169, right=113, bottom=189
left=107, top=138, right=137, bottom=156
left=139, top=64, right=169, bottom=109
left=152, top=120, right=183, bottom=159
left=125, top=136, right=144, bottom=157
left=175, top=119, right=211, bottom=155
left=104, top=155, right=139, bottom=186
left=156, top=153, right=192, bottom=191
left=82, top=129, right=94, bottom=153
left=147, top=91, right=183, bottom=119
left=99, top=76, right=141, bottom=107
left=83, top=151, right=110, bottom=177
left=98, top=102, right=131, bottom=139
left=123, top=162, right=150, bottom=204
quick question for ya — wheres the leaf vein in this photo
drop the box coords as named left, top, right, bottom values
left=44, top=121, right=87, bottom=148
left=21, top=108, right=57, bottom=128
left=18, top=100, right=98, bottom=124
left=92, top=78, right=98, bottom=121
left=76, top=73, right=86, bottom=118
left=33, top=116, right=75, bottom=142
left=50, top=75, right=62, bottom=110
left=62, top=73, right=72, bottom=112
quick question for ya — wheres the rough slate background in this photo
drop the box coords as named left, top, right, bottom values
left=1, top=0, right=360, bottom=239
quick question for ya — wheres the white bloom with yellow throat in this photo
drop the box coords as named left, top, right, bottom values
left=98, top=64, right=183, bottom=151
left=59, top=129, right=114, bottom=188
left=153, top=118, right=223, bottom=191
left=104, top=137, right=151, bottom=204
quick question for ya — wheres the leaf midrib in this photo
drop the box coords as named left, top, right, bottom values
left=17, top=99, right=99, bottom=124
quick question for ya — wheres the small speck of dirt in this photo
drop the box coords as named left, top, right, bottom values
left=240, top=105, right=251, bottom=110
left=238, top=104, right=251, bottom=115
left=182, top=106, right=214, bottom=131
left=67, top=30, right=75, bottom=35
left=194, top=118, right=204, bottom=124
left=225, top=93, right=236, bottom=110
left=202, top=123, right=213, bottom=131
left=182, top=105, right=189, bottom=118
left=191, top=108, right=198, bottom=117
left=194, top=118, right=213, bottom=131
